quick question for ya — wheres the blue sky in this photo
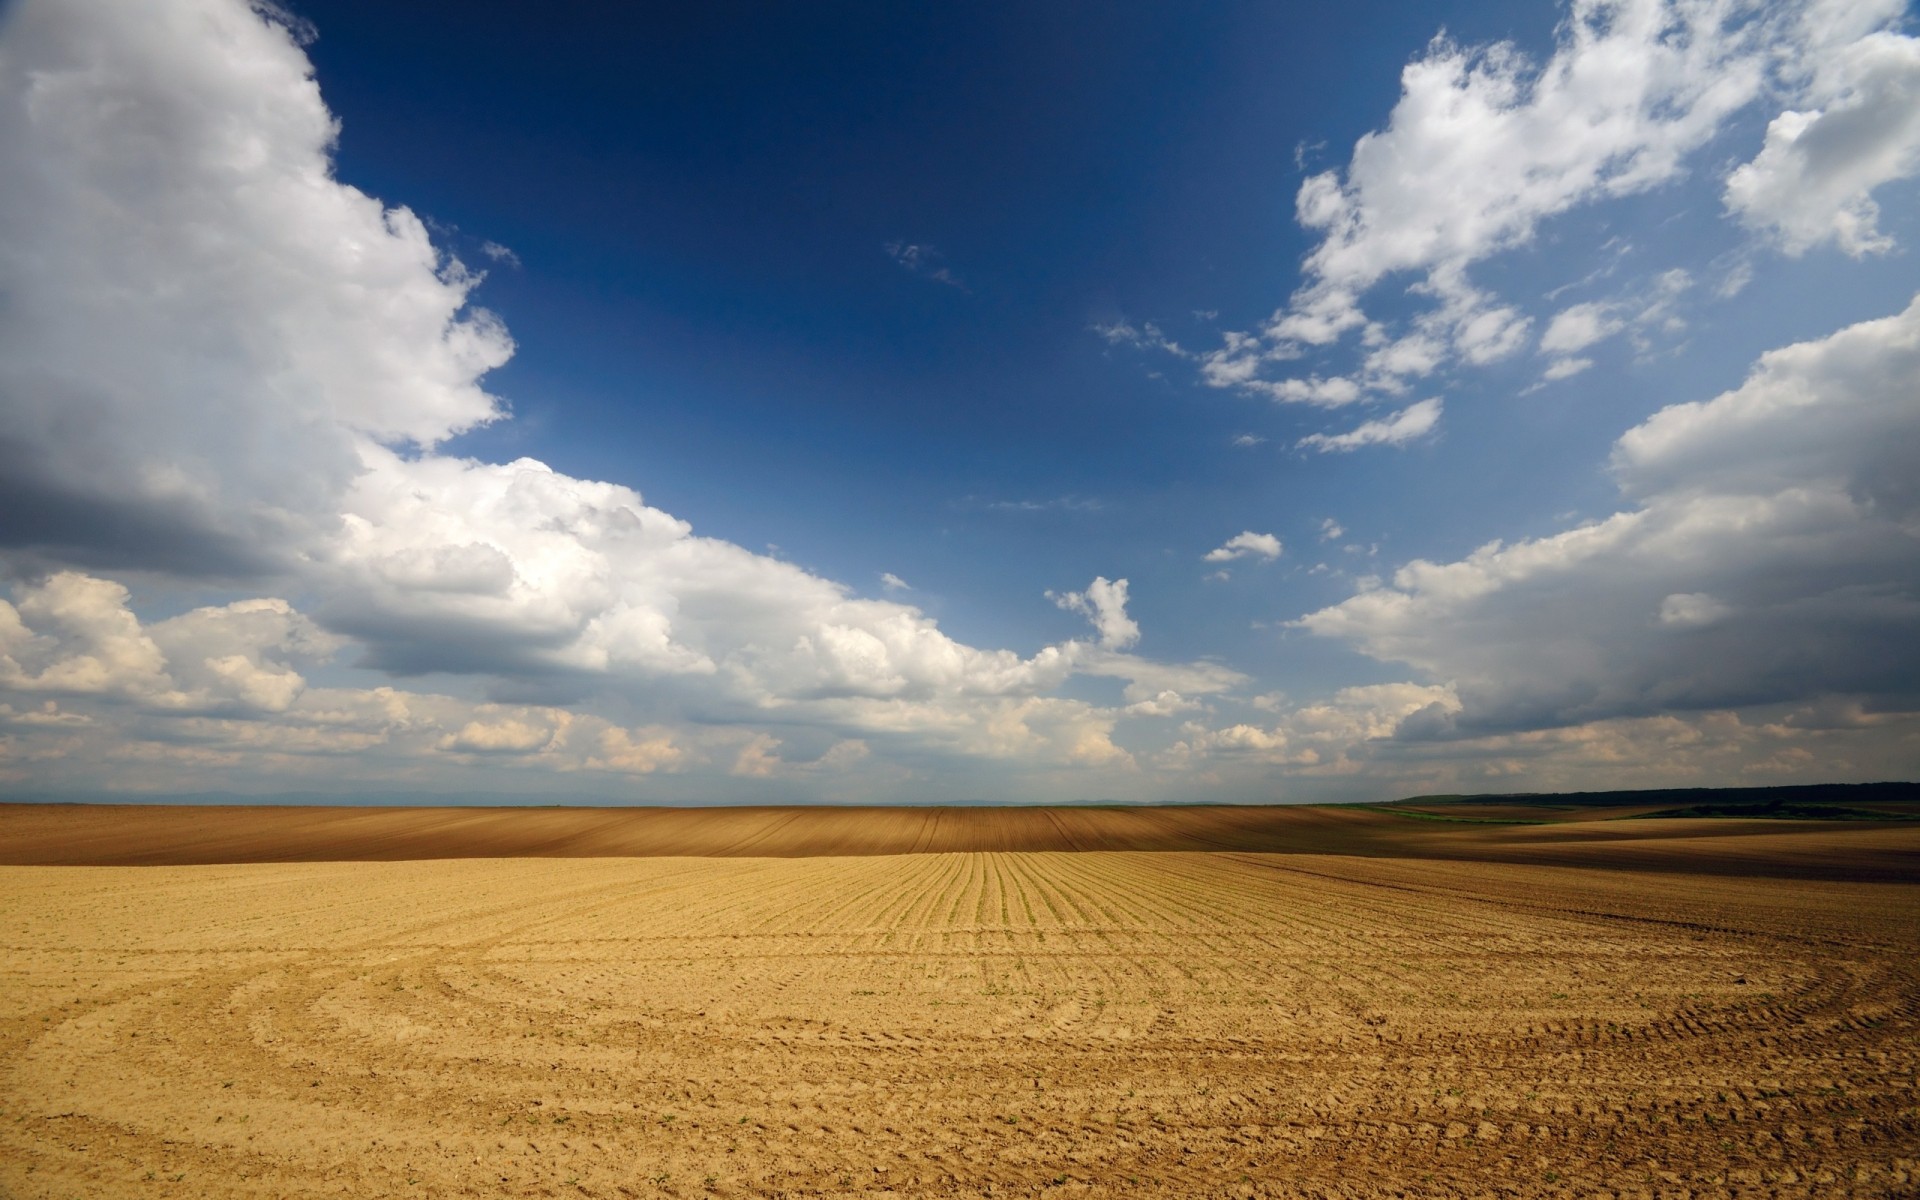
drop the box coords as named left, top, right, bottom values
left=0, top=0, right=1916, bottom=803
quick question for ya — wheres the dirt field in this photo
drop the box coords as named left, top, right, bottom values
left=4, top=800, right=1918, bottom=880
left=2, top=808, right=1917, bottom=1197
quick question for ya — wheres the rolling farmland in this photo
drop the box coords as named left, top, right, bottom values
left=2, top=806, right=1917, bottom=1197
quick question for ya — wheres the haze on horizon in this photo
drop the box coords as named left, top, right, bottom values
left=0, top=0, right=1917, bottom=805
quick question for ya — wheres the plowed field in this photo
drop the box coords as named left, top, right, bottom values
left=3, top=822, right=1918, bottom=1197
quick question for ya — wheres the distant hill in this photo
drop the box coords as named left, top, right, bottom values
left=1393, top=781, right=1919, bottom=820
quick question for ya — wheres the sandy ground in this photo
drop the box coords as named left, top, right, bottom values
left=2, top=813, right=1917, bottom=1197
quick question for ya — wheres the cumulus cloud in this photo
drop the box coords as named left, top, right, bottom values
left=1250, top=375, right=1363, bottom=407
left=0, top=572, right=340, bottom=715
left=1184, top=0, right=1781, bottom=402
left=1291, top=2, right=1760, bottom=300
left=585, top=725, right=685, bottom=775
left=0, top=0, right=1243, bottom=796
left=1075, top=650, right=1245, bottom=706
left=438, top=711, right=569, bottom=756
left=1298, top=294, right=1920, bottom=732
left=0, top=0, right=510, bottom=573
left=1049, top=577, right=1140, bottom=651
left=1203, top=532, right=1283, bottom=563
left=1142, top=1, right=1917, bottom=419
left=1725, top=9, right=1920, bottom=255
left=1166, top=683, right=1461, bottom=769
left=1298, top=399, right=1442, bottom=453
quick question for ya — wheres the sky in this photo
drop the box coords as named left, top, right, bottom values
left=0, top=0, right=1916, bottom=804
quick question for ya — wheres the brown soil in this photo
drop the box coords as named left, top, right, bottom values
left=2, top=807, right=1917, bottom=1197
left=4, top=801, right=1917, bottom=880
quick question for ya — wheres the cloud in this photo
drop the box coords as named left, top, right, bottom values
left=0, top=572, right=340, bottom=715
left=438, top=711, right=569, bottom=756
left=1249, top=375, right=1364, bottom=407
left=1539, top=357, right=1596, bottom=383
left=1657, top=592, right=1732, bottom=628
left=585, top=725, right=684, bottom=775
left=0, top=0, right=1256, bottom=797
left=1203, top=532, right=1282, bottom=563
left=1536, top=269, right=1694, bottom=380
left=1540, top=302, right=1626, bottom=356
left=1724, top=12, right=1920, bottom=256
left=1157, top=1, right=1915, bottom=412
left=1292, top=2, right=1762, bottom=300
left=1166, top=682, right=1461, bottom=767
left=1297, top=293, right=1920, bottom=732
left=1298, top=398, right=1442, bottom=453
left=879, top=572, right=911, bottom=592
left=955, top=494, right=1106, bottom=514
left=1319, top=519, right=1344, bottom=542
left=479, top=240, right=521, bottom=267
left=1200, top=0, right=1779, bottom=400
left=1231, top=433, right=1267, bottom=448
left=1049, top=577, right=1140, bottom=651
left=0, top=567, right=1157, bottom=788
left=1092, top=319, right=1189, bottom=357
left=730, top=733, right=785, bottom=778
left=884, top=241, right=968, bottom=290
left=0, top=0, right=510, bottom=575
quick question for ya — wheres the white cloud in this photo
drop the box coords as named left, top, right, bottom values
left=0, top=573, right=340, bottom=715
left=885, top=241, right=967, bottom=290
left=438, top=711, right=569, bottom=756
left=1541, top=357, right=1596, bottom=382
left=1293, top=2, right=1763, bottom=300
left=1540, top=302, right=1626, bottom=355
left=1093, top=319, right=1188, bottom=357
left=1319, top=518, right=1345, bottom=542
left=1167, top=0, right=1916, bottom=410
left=1298, top=293, right=1920, bottom=731
left=0, top=0, right=1251, bottom=796
left=1216, top=0, right=1777, bottom=397
left=1537, top=268, right=1694, bottom=376
left=1249, top=375, right=1363, bottom=407
left=730, top=733, right=785, bottom=778
left=0, top=0, right=511, bottom=572
left=879, top=572, right=911, bottom=592
left=1166, top=682, right=1461, bottom=768
left=1203, top=532, right=1283, bottom=563
left=1231, top=433, right=1267, bottom=448
left=585, top=725, right=685, bottom=775
left=1298, top=398, right=1442, bottom=453
left=1073, top=650, right=1245, bottom=705
left=0, top=573, right=177, bottom=705
left=1725, top=13, right=1920, bottom=256
left=1049, top=577, right=1140, bottom=651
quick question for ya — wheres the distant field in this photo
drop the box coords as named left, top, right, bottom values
left=2, top=806, right=1917, bottom=1197
left=3, top=798, right=1918, bottom=879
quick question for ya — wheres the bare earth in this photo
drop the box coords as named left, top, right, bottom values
left=2, top=805, right=1916, bottom=1198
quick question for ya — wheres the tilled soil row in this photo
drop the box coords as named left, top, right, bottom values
left=2, top=852, right=1916, bottom=1197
